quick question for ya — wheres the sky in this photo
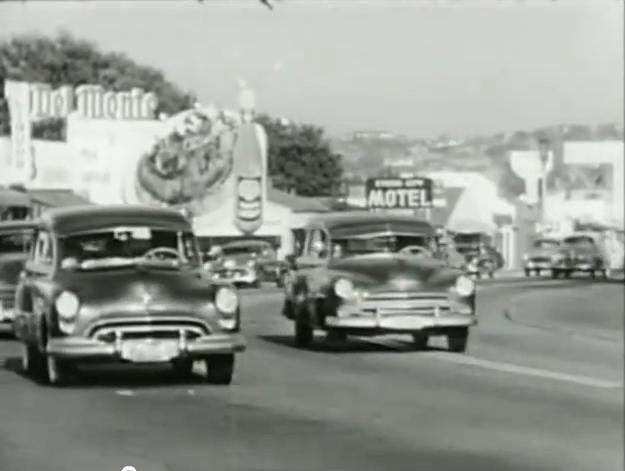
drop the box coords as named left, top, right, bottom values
left=0, top=0, right=622, bottom=139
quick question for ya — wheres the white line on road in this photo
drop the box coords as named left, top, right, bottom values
left=425, top=352, right=624, bottom=389
left=115, top=389, right=136, bottom=396
left=363, top=338, right=623, bottom=390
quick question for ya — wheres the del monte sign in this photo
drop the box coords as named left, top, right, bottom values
left=4, top=81, right=158, bottom=121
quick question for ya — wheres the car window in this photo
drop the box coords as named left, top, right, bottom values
left=563, top=236, right=595, bottom=246
left=307, top=229, right=329, bottom=259
left=33, top=230, right=54, bottom=265
left=0, top=229, right=34, bottom=255
left=533, top=240, right=559, bottom=249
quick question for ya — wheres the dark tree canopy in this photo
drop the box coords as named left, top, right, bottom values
left=256, top=114, right=345, bottom=197
left=0, top=32, right=196, bottom=139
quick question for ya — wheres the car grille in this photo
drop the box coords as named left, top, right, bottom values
left=360, top=292, right=451, bottom=317
left=87, top=316, right=211, bottom=342
left=213, top=269, right=247, bottom=278
left=0, top=290, right=15, bottom=311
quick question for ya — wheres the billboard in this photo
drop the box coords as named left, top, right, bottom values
left=365, top=177, right=433, bottom=210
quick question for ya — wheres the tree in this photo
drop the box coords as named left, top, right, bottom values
left=0, top=32, right=196, bottom=140
left=256, top=114, right=344, bottom=197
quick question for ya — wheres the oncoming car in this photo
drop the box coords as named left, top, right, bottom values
left=207, top=239, right=287, bottom=288
left=282, top=213, right=477, bottom=353
left=523, top=237, right=561, bottom=276
left=551, top=233, right=608, bottom=279
left=13, top=205, right=245, bottom=386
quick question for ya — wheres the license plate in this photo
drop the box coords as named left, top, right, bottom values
left=121, top=339, right=179, bottom=363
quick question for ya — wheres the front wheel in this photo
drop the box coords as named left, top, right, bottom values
left=294, top=303, right=314, bottom=349
left=203, top=354, right=234, bottom=385
left=524, top=269, right=531, bottom=277
left=21, top=342, right=45, bottom=377
left=447, top=327, right=469, bottom=353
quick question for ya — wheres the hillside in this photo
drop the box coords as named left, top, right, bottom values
left=331, top=123, right=624, bottom=198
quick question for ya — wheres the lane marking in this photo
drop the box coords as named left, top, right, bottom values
left=361, top=338, right=623, bottom=390
left=424, top=352, right=624, bottom=390
left=115, top=389, right=136, bottom=396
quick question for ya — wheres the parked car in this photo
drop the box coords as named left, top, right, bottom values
left=12, top=205, right=245, bottom=386
left=281, top=212, right=477, bottom=353
left=551, top=233, right=608, bottom=279
left=207, top=239, right=287, bottom=288
left=0, top=220, right=36, bottom=330
left=523, top=237, right=561, bottom=276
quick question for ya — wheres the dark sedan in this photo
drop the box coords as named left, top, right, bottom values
left=282, top=212, right=477, bottom=353
left=12, top=205, right=245, bottom=386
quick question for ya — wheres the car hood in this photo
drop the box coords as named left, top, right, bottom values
left=216, top=254, right=256, bottom=268
left=57, top=266, right=215, bottom=313
left=0, top=253, right=28, bottom=288
left=561, top=244, right=598, bottom=256
left=327, top=254, right=462, bottom=293
left=527, top=248, right=559, bottom=258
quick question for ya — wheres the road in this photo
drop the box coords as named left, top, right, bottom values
left=0, top=278, right=622, bottom=471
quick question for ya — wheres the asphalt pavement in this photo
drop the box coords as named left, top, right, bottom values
left=0, top=278, right=622, bottom=471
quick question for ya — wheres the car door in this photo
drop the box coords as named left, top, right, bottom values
left=17, top=228, right=56, bottom=342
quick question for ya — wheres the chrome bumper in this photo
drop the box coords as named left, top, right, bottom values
left=326, top=314, right=476, bottom=330
left=47, top=333, right=246, bottom=360
left=210, top=271, right=258, bottom=285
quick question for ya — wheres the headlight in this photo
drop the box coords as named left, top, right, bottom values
left=247, top=259, right=256, bottom=268
left=454, top=276, right=475, bottom=297
left=334, top=278, right=354, bottom=299
left=215, top=286, right=238, bottom=315
left=55, top=291, right=80, bottom=320
left=223, top=258, right=236, bottom=270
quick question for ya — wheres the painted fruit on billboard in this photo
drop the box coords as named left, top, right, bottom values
left=134, top=108, right=238, bottom=215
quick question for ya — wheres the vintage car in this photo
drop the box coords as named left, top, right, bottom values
left=12, top=205, right=245, bottom=386
left=0, top=220, right=36, bottom=330
left=550, top=233, right=608, bottom=279
left=523, top=237, right=561, bottom=276
left=207, top=239, right=287, bottom=288
left=453, top=230, right=504, bottom=279
left=281, top=213, right=477, bottom=353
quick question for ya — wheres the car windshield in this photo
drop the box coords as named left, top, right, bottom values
left=59, top=226, right=200, bottom=270
left=332, top=234, right=432, bottom=257
left=563, top=236, right=595, bottom=247
left=454, top=233, right=484, bottom=245
left=0, top=229, right=34, bottom=255
left=533, top=239, right=559, bottom=249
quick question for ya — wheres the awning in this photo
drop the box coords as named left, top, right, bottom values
left=0, top=188, right=31, bottom=207
left=27, top=189, right=92, bottom=207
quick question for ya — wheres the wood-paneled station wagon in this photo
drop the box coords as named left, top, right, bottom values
left=13, top=205, right=245, bottom=386
left=281, top=212, right=477, bottom=352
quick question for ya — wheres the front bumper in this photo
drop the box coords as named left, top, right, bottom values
left=326, top=305, right=476, bottom=331
left=210, top=270, right=258, bottom=285
left=47, top=333, right=246, bottom=360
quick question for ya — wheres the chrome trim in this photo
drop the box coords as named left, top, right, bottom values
left=86, top=316, right=212, bottom=338
left=93, top=324, right=206, bottom=341
left=357, top=291, right=452, bottom=317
